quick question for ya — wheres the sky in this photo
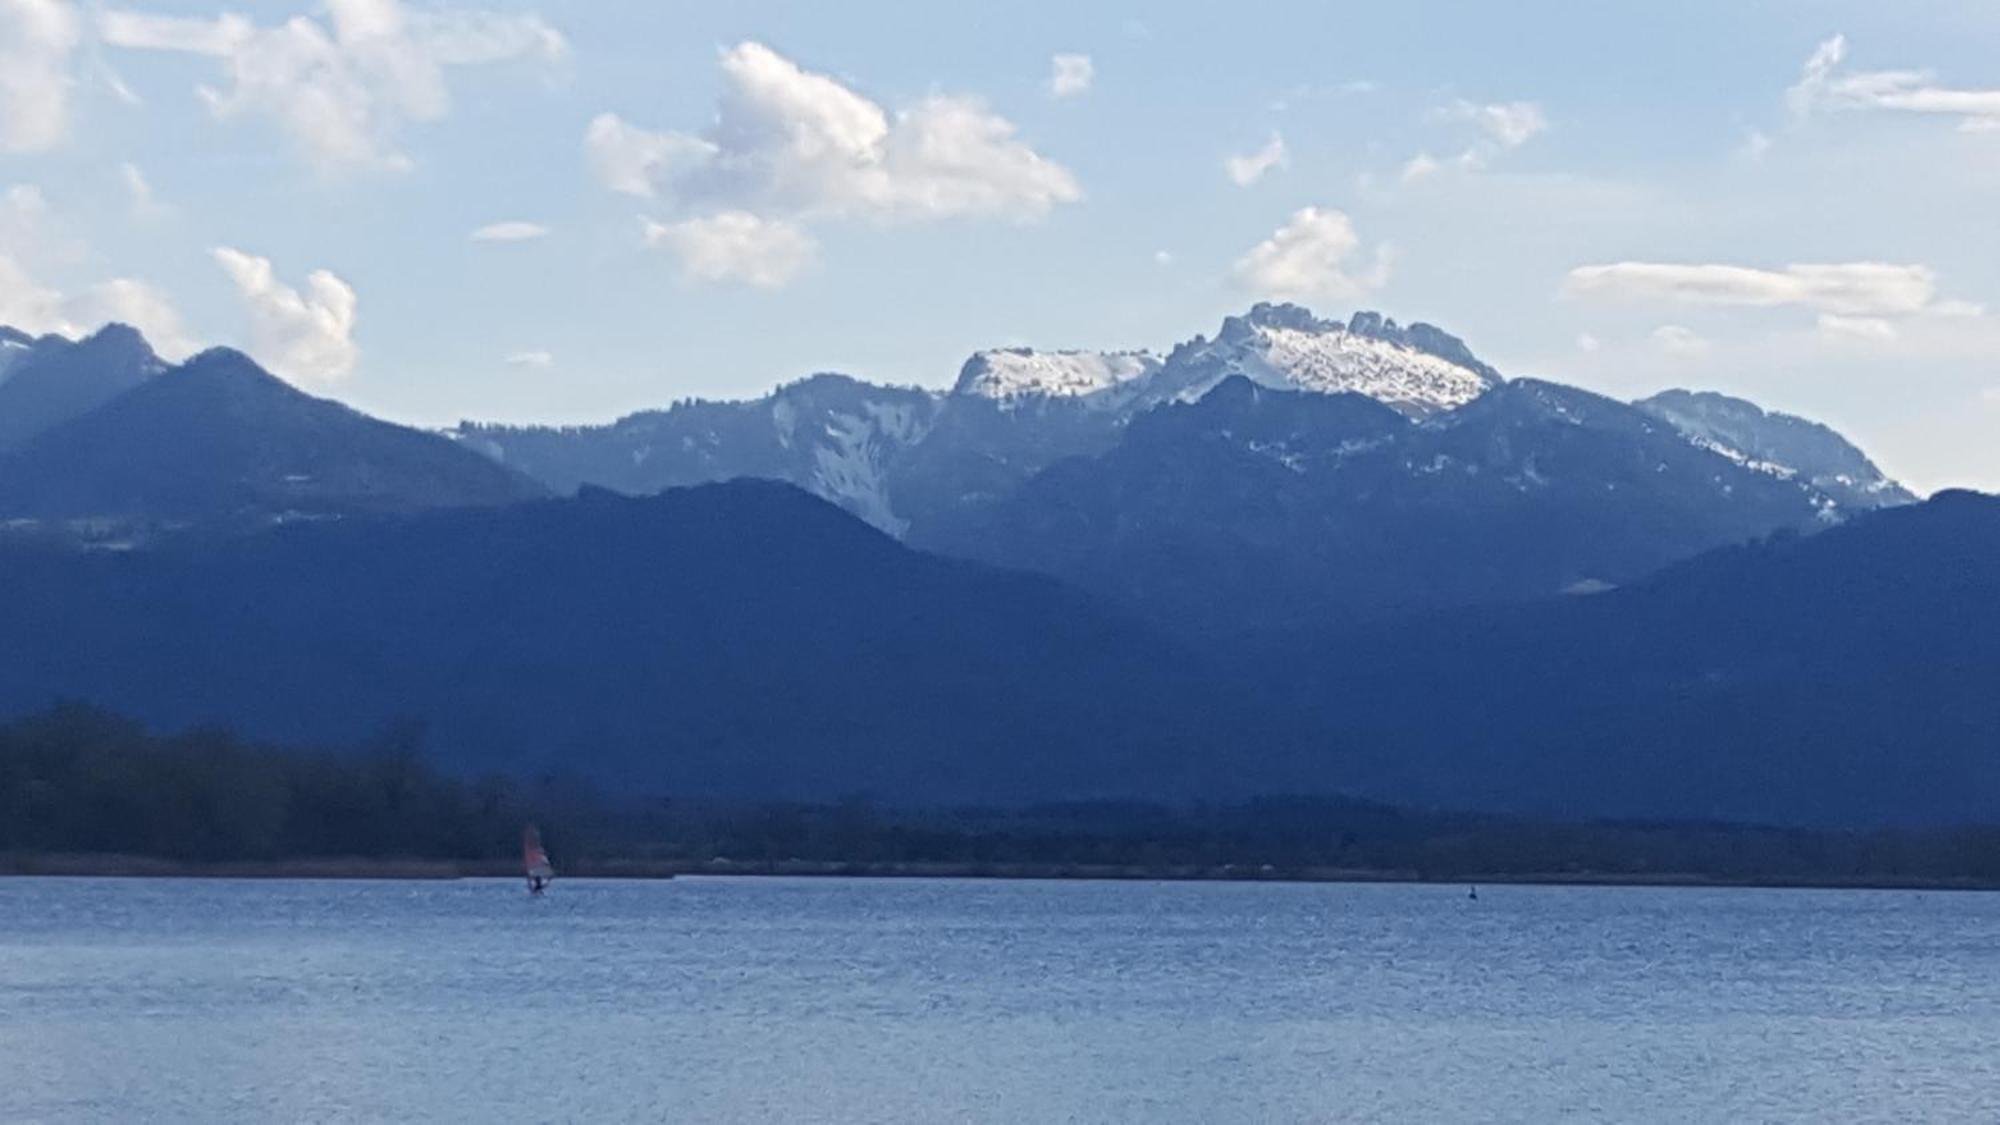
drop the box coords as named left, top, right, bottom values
left=2, top=1, right=1998, bottom=493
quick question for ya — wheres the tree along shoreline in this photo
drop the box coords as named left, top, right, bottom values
left=5, top=704, right=1999, bottom=888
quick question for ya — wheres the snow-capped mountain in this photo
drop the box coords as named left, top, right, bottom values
left=1635, top=389, right=1913, bottom=511
left=450, top=303, right=1909, bottom=565
left=952, top=348, right=1161, bottom=410
left=915, top=374, right=1860, bottom=633
left=456, top=304, right=1509, bottom=531
left=1139, top=304, right=1501, bottom=417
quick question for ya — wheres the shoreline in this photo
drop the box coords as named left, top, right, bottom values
left=4, top=854, right=1996, bottom=891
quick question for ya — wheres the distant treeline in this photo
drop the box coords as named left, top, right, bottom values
left=4, top=705, right=1999, bottom=884
left=0, top=705, right=571, bottom=862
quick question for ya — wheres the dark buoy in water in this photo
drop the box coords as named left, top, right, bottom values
left=1468, top=885, right=1478, bottom=901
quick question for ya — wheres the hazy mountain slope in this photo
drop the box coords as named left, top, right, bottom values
left=1257, top=490, right=2000, bottom=826
left=0, top=480, right=1292, bottom=803
left=455, top=374, right=942, bottom=532
left=0, top=347, right=543, bottom=523
left=0, top=324, right=164, bottom=452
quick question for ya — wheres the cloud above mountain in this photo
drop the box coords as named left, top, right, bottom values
left=0, top=184, right=193, bottom=356
left=99, top=0, right=566, bottom=172
left=212, top=248, right=357, bottom=383
left=1232, top=207, right=1391, bottom=300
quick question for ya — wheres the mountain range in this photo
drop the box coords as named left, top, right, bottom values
left=454, top=303, right=1904, bottom=544
left=0, top=305, right=1983, bottom=828
left=0, top=477, right=1989, bottom=825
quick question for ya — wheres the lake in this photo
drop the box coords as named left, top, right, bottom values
left=2, top=877, right=1996, bottom=1122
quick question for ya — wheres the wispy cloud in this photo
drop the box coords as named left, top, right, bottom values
left=1788, top=33, right=2000, bottom=130
left=0, top=182, right=193, bottom=356
left=0, top=0, right=81, bottom=153
left=1224, top=133, right=1287, bottom=186
left=120, top=163, right=169, bottom=221
left=470, top=221, right=548, bottom=243
left=1048, top=54, right=1093, bottom=99
left=1649, top=324, right=1710, bottom=360
left=100, top=0, right=566, bottom=172
left=1563, top=261, right=1939, bottom=318
left=642, top=211, right=817, bottom=288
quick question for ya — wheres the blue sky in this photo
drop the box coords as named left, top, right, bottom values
left=3, top=0, right=1999, bottom=491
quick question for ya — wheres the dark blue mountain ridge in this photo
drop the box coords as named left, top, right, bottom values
left=1252, top=488, right=2000, bottom=826
left=0, top=342, right=544, bottom=524
left=0, top=323, right=164, bottom=452
left=0, top=479, right=1287, bottom=803
left=0, top=475, right=1991, bottom=825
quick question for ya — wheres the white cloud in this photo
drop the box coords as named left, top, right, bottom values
left=212, top=247, right=358, bottom=383
left=470, top=220, right=548, bottom=242
left=1739, top=128, right=1773, bottom=159
left=1439, top=99, right=1549, bottom=149
left=120, top=163, right=169, bottom=221
left=1788, top=33, right=2000, bottom=129
left=0, top=184, right=76, bottom=264
left=1817, top=313, right=1898, bottom=343
left=1231, top=206, right=1391, bottom=300
left=1399, top=152, right=1442, bottom=183
left=1563, top=261, right=1940, bottom=318
left=504, top=349, right=553, bottom=368
left=1401, top=98, right=1547, bottom=181
left=100, top=0, right=566, bottom=173
left=0, top=0, right=80, bottom=153
left=583, top=112, right=706, bottom=198
left=0, top=183, right=193, bottom=357
left=1224, top=133, right=1287, bottom=186
left=1576, top=333, right=1601, bottom=353
left=585, top=42, right=1079, bottom=222
left=1048, top=54, right=1093, bottom=99
left=1649, top=324, right=1710, bottom=360
left=0, top=257, right=196, bottom=359
left=1153, top=249, right=1173, bottom=267
left=642, top=212, right=816, bottom=288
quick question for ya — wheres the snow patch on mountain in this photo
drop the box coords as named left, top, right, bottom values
left=954, top=348, right=1162, bottom=409
left=1145, top=304, right=1500, bottom=417
left=1636, top=389, right=1914, bottom=511
left=813, top=409, right=908, bottom=534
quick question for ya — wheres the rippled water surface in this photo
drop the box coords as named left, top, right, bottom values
left=3, top=877, right=1997, bottom=1122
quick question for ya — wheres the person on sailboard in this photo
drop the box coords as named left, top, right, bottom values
left=523, top=825, right=555, bottom=895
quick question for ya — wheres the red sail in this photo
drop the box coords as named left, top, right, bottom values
left=522, top=825, right=554, bottom=880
